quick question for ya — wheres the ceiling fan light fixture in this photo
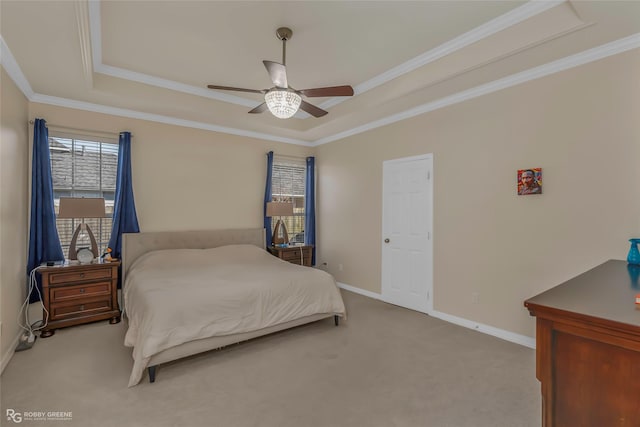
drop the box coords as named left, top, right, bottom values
left=265, top=89, right=302, bottom=119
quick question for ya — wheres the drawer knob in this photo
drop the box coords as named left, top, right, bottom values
left=80, top=273, right=85, bottom=278
left=80, top=288, right=85, bottom=293
left=80, top=305, right=85, bottom=311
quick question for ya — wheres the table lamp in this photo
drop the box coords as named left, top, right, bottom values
left=58, top=197, right=106, bottom=260
left=266, top=201, right=294, bottom=245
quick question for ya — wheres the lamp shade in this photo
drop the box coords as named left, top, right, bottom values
left=58, top=197, right=106, bottom=218
left=265, top=89, right=302, bottom=119
left=266, top=202, right=294, bottom=217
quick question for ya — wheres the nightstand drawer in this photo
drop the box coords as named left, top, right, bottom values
left=50, top=299, right=112, bottom=321
left=49, top=268, right=112, bottom=284
left=267, top=245, right=313, bottom=267
left=281, top=250, right=304, bottom=261
left=50, top=282, right=112, bottom=302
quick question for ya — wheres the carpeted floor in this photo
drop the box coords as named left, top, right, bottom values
left=1, top=290, right=540, bottom=427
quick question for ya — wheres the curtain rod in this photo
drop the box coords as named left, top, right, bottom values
left=28, top=120, right=130, bottom=138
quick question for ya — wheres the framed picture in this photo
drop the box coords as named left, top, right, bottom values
left=518, top=168, right=542, bottom=195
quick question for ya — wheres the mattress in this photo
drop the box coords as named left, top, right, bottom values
left=124, top=244, right=346, bottom=386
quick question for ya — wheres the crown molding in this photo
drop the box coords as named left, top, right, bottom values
left=0, top=36, right=34, bottom=99
left=97, top=64, right=260, bottom=108
left=75, top=0, right=93, bottom=88
left=86, top=0, right=565, bottom=116
left=312, top=32, right=640, bottom=146
left=87, top=0, right=101, bottom=71
left=319, top=0, right=565, bottom=110
left=2, top=28, right=638, bottom=147
left=87, top=0, right=260, bottom=108
left=29, top=93, right=310, bottom=146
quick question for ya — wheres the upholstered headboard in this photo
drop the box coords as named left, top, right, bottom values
left=121, top=228, right=266, bottom=285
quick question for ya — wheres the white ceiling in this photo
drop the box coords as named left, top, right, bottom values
left=1, top=1, right=639, bottom=145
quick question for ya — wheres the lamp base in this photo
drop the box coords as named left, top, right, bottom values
left=69, top=223, right=99, bottom=260
left=272, top=219, right=289, bottom=245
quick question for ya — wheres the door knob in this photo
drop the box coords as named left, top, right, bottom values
left=384, top=238, right=390, bottom=243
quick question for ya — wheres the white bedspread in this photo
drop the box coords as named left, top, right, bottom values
left=124, top=244, right=346, bottom=386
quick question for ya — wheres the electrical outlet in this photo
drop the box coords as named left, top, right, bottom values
left=338, top=264, right=344, bottom=272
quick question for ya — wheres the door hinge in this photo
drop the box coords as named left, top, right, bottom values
left=427, top=171, right=431, bottom=180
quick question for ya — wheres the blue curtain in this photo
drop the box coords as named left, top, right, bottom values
left=108, top=132, right=139, bottom=264
left=305, top=156, right=316, bottom=265
left=27, top=119, right=64, bottom=302
left=263, top=151, right=274, bottom=247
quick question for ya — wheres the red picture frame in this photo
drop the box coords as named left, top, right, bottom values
left=518, top=168, right=542, bottom=195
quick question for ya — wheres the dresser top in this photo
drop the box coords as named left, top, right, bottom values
left=525, top=260, right=640, bottom=328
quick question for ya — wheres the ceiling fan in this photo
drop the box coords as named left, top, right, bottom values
left=207, top=27, right=354, bottom=119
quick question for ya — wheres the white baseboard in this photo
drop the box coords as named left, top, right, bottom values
left=429, top=310, right=535, bottom=349
left=1, top=331, right=22, bottom=374
left=337, top=282, right=383, bottom=301
left=337, top=282, right=535, bottom=349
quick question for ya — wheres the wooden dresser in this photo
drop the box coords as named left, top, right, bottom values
left=267, top=245, right=313, bottom=267
left=524, top=260, right=640, bottom=426
left=39, top=260, right=121, bottom=337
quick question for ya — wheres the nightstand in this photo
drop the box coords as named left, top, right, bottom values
left=267, top=245, right=314, bottom=267
left=38, top=260, right=121, bottom=338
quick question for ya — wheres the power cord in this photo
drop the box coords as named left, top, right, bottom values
left=16, top=266, right=50, bottom=351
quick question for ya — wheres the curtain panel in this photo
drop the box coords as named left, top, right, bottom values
left=263, top=151, right=274, bottom=247
left=27, top=118, right=65, bottom=302
left=108, top=131, right=140, bottom=266
left=304, top=156, right=316, bottom=265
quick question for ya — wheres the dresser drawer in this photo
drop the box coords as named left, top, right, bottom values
left=49, top=268, right=112, bottom=284
left=50, top=282, right=111, bottom=302
left=50, top=299, right=112, bottom=321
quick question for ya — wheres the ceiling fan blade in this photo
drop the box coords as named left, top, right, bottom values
left=263, top=60, right=288, bottom=88
left=207, top=85, right=266, bottom=94
left=248, top=102, right=268, bottom=114
left=298, top=85, right=354, bottom=97
left=299, top=100, right=328, bottom=118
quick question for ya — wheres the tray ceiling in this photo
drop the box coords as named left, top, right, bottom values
left=1, top=1, right=639, bottom=145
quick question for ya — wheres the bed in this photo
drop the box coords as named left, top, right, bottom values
left=122, top=228, right=346, bottom=386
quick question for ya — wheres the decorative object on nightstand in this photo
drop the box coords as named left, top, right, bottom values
left=266, top=201, right=294, bottom=245
left=58, top=197, right=106, bottom=260
left=76, top=247, right=94, bottom=264
left=38, top=260, right=121, bottom=338
left=268, top=245, right=313, bottom=267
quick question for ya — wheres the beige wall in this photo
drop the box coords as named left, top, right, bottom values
left=1, top=68, right=30, bottom=370
left=316, top=49, right=640, bottom=338
left=0, top=101, right=310, bottom=368
left=29, top=104, right=314, bottom=233
left=4, top=49, right=639, bottom=350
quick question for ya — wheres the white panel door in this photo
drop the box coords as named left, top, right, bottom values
left=381, top=154, right=433, bottom=313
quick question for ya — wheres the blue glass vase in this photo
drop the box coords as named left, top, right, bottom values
left=627, top=238, right=640, bottom=265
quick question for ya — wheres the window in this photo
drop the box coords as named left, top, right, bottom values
left=49, top=135, right=119, bottom=257
left=271, top=156, right=306, bottom=243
